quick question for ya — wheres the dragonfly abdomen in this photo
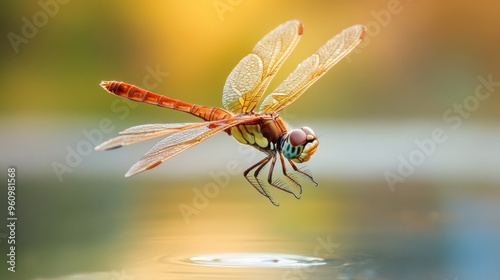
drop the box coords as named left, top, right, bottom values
left=100, top=81, right=232, bottom=121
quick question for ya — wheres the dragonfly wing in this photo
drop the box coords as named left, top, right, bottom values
left=259, top=24, right=366, bottom=113
left=222, top=20, right=303, bottom=113
left=94, top=123, right=209, bottom=151
left=124, top=117, right=254, bottom=177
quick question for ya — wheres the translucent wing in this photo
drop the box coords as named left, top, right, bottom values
left=259, top=24, right=366, bottom=113
left=123, top=117, right=256, bottom=177
left=94, top=123, right=211, bottom=151
left=222, top=20, right=303, bottom=114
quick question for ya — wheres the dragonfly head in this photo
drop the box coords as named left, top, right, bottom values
left=281, top=127, right=319, bottom=163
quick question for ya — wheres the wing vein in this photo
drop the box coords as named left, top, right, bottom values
left=260, top=24, right=366, bottom=113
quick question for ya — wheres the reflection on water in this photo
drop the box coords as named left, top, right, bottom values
left=9, top=175, right=499, bottom=280
left=183, top=253, right=327, bottom=268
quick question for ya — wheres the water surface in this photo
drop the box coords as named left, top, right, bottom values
left=8, top=177, right=499, bottom=280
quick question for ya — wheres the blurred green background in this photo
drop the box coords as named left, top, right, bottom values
left=1, top=1, right=499, bottom=279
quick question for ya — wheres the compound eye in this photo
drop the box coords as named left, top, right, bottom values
left=301, top=127, right=316, bottom=141
left=289, top=129, right=307, bottom=146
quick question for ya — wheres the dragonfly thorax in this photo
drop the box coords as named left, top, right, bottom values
left=281, top=127, right=318, bottom=163
left=229, top=113, right=287, bottom=150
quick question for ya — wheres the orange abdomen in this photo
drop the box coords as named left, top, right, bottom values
left=100, top=81, right=233, bottom=122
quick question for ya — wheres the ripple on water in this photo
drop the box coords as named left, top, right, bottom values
left=179, top=253, right=328, bottom=268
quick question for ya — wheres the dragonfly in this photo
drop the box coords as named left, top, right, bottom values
left=95, top=20, right=366, bottom=206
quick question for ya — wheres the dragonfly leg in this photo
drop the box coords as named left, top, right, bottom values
left=244, top=155, right=279, bottom=206
left=275, top=152, right=302, bottom=198
left=253, top=156, right=281, bottom=206
left=263, top=154, right=301, bottom=199
left=288, top=159, right=318, bottom=186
